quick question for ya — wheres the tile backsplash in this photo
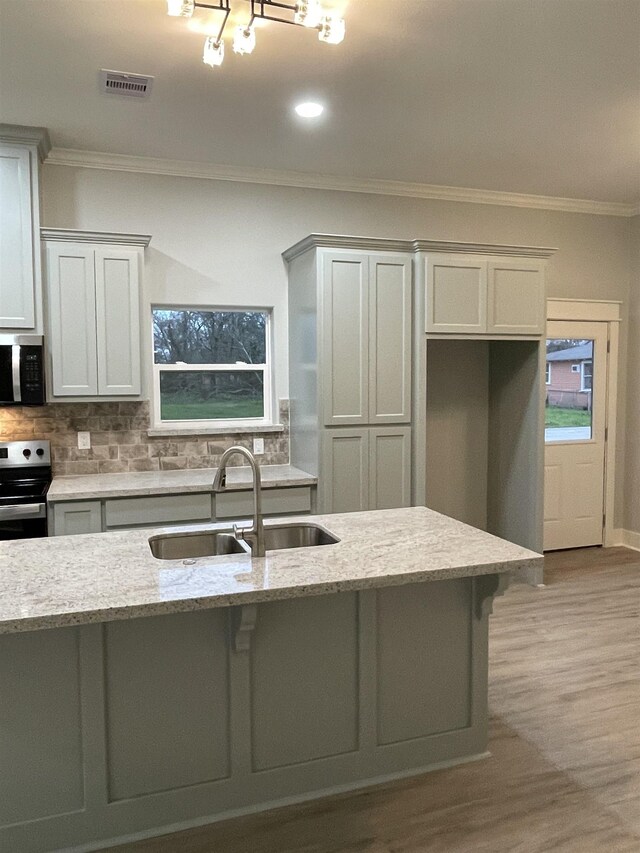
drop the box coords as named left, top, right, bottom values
left=0, top=400, right=290, bottom=475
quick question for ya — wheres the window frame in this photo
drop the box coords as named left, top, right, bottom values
left=545, top=362, right=551, bottom=385
left=571, top=363, right=580, bottom=374
left=151, top=306, right=274, bottom=432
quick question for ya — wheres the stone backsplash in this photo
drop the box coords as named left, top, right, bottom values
left=0, top=400, right=289, bottom=475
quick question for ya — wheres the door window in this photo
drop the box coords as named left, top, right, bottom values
left=545, top=339, right=594, bottom=442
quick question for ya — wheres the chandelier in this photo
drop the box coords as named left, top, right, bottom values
left=166, top=0, right=346, bottom=68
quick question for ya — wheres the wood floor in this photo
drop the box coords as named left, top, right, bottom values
left=108, top=547, right=640, bottom=853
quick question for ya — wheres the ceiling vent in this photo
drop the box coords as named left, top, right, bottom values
left=99, top=69, right=154, bottom=98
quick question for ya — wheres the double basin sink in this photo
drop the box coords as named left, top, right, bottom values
left=149, top=522, right=340, bottom=561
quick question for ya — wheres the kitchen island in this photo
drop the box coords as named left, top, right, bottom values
left=0, top=507, right=541, bottom=853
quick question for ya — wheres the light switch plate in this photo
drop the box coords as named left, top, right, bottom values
left=253, top=438, right=264, bottom=455
left=77, top=431, right=91, bottom=450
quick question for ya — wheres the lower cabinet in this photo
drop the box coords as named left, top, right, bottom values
left=49, top=487, right=314, bottom=536
left=321, top=426, right=411, bottom=513
left=51, top=501, right=102, bottom=536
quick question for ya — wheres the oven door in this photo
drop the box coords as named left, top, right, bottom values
left=0, top=502, right=47, bottom=539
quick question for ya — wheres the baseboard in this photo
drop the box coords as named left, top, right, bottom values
left=71, top=751, right=491, bottom=853
left=611, top=528, right=640, bottom=552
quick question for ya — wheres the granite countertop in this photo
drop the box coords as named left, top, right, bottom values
left=47, top=464, right=317, bottom=502
left=0, top=506, right=542, bottom=634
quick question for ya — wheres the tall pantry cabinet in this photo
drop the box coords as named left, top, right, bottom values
left=285, top=241, right=412, bottom=513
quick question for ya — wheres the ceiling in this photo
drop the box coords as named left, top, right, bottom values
left=1, top=0, right=639, bottom=206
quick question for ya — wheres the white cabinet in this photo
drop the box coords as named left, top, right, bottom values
left=425, top=255, right=545, bottom=336
left=322, top=426, right=411, bottom=513
left=323, top=252, right=412, bottom=426
left=0, top=127, right=50, bottom=332
left=43, top=231, right=150, bottom=398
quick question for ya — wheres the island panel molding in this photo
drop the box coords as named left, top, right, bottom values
left=0, top=575, right=502, bottom=851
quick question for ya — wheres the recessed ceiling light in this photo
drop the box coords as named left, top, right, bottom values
left=294, top=102, right=324, bottom=118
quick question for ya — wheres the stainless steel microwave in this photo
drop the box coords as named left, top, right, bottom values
left=0, top=335, right=45, bottom=406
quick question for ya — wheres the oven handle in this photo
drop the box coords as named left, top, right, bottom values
left=11, top=344, right=22, bottom=403
left=0, top=503, right=46, bottom=521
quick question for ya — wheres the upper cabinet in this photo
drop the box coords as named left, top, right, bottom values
left=425, top=253, right=546, bottom=336
left=42, top=230, right=150, bottom=398
left=322, top=251, right=412, bottom=426
left=0, top=125, right=51, bottom=332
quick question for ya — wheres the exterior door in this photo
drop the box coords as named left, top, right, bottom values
left=544, top=321, right=608, bottom=550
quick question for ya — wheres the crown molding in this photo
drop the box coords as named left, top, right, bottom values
left=282, top=234, right=557, bottom=262
left=40, top=228, right=151, bottom=247
left=46, top=147, right=638, bottom=218
left=0, top=124, right=51, bottom=161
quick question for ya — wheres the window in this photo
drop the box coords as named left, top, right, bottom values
left=571, top=364, right=580, bottom=373
left=152, top=308, right=272, bottom=429
left=581, top=360, right=593, bottom=392
left=545, top=363, right=551, bottom=385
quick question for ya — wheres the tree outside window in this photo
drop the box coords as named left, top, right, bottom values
left=152, top=308, right=271, bottom=427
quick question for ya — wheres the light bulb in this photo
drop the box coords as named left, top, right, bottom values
left=294, top=101, right=324, bottom=118
left=294, top=0, right=323, bottom=28
left=167, top=0, right=194, bottom=17
left=318, top=15, right=345, bottom=45
left=203, top=37, right=225, bottom=67
left=233, top=25, right=256, bottom=55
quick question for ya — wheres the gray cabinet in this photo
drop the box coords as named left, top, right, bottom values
left=52, top=501, right=102, bottom=536
left=43, top=230, right=149, bottom=398
left=322, top=426, right=411, bottom=513
left=50, top=487, right=313, bottom=536
left=286, top=241, right=414, bottom=516
left=425, top=254, right=545, bottom=336
left=323, top=251, right=412, bottom=426
left=0, top=126, right=49, bottom=332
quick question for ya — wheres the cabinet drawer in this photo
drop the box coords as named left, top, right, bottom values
left=215, top=487, right=311, bottom=520
left=105, top=493, right=212, bottom=528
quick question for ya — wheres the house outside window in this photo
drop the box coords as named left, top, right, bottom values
left=545, top=363, right=551, bottom=385
left=152, top=308, right=272, bottom=430
left=581, top=360, right=593, bottom=392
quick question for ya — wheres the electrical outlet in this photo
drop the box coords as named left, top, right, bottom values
left=77, top=431, right=91, bottom=450
left=253, top=438, right=264, bottom=455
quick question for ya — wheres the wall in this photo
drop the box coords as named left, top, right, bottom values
left=624, top=215, right=640, bottom=535
left=41, top=165, right=632, bottom=523
left=0, top=401, right=289, bottom=475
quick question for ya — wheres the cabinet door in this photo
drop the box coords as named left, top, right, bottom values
left=95, top=248, right=141, bottom=395
left=0, top=147, right=35, bottom=328
left=321, top=429, right=369, bottom=513
left=47, top=243, right=98, bottom=396
left=369, top=255, right=412, bottom=423
left=487, top=261, right=545, bottom=335
left=369, top=426, right=411, bottom=510
left=51, top=501, right=102, bottom=536
left=425, top=256, right=487, bottom=334
left=322, top=253, right=369, bottom=425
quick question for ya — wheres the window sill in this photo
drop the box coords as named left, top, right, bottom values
left=147, top=424, right=285, bottom=437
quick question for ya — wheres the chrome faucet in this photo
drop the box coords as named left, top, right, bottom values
left=212, top=446, right=265, bottom=558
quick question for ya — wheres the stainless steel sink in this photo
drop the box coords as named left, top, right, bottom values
left=262, top=523, right=340, bottom=551
left=149, top=530, right=247, bottom=560
left=149, top=523, right=339, bottom=560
